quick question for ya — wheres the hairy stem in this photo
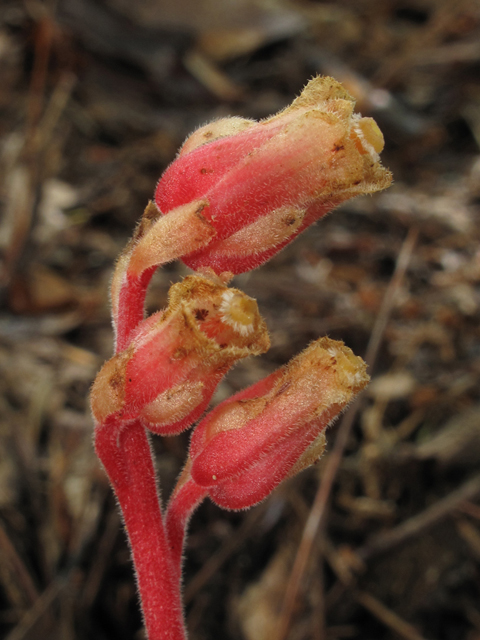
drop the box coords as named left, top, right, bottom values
left=114, top=267, right=156, bottom=352
left=166, top=464, right=207, bottom=584
left=95, top=417, right=187, bottom=640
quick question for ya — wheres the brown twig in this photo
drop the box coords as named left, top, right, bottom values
left=4, top=578, right=65, bottom=640
left=0, top=522, right=39, bottom=607
left=456, top=518, right=480, bottom=561
left=311, top=554, right=326, bottom=640
left=364, top=227, right=419, bottom=368
left=354, top=590, right=427, bottom=640
left=25, top=12, right=55, bottom=145
left=275, top=227, right=419, bottom=640
left=356, top=473, right=480, bottom=563
left=458, top=501, right=480, bottom=521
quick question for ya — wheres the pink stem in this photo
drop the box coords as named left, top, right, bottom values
left=95, top=417, right=187, bottom=640
left=115, top=267, right=156, bottom=353
left=166, top=472, right=207, bottom=584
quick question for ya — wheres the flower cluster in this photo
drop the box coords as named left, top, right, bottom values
left=91, top=75, right=391, bottom=640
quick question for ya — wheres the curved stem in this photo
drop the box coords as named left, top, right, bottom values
left=115, top=267, right=156, bottom=353
left=112, top=202, right=216, bottom=352
left=166, top=462, right=207, bottom=584
left=95, top=417, right=187, bottom=640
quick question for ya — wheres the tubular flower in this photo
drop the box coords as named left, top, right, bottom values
left=111, top=76, right=391, bottom=350
left=91, top=275, right=269, bottom=435
left=152, top=75, right=392, bottom=275
left=186, top=337, right=369, bottom=510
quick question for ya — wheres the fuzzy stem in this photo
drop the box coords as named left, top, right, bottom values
left=114, top=267, right=156, bottom=353
left=166, top=463, right=208, bottom=583
left=95, top=417, right=187, bottom=640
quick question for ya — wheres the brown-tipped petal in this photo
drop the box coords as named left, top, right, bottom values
left=281, top=76, right=355, bottom=114
left=127, top=200, right=216, bottom=278
left=164, top=275, right=270, bottom=353
left=90, top=347, right=133, bottom=424
left=287, top=432, right=327, bottom=478
left=201, top=205, right=306, bottom=261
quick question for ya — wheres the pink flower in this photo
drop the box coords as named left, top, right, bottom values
left=153, top=75, right=392, bottom=275
left=186, top=337, right=369, bottom=509
left=111, top=76, right=391, bottom=350
left=91, top=275, right=269, bottom=435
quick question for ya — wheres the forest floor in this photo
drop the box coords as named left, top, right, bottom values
left=1, top=1, right=480, bottom=639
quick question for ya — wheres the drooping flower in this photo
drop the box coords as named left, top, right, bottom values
left=186, top=337, right=369, bottom=509
left=111, top=76, right=392, bottom=350
left=91, top=275, right=269, bottom=435
left=153, top=75, right=392, bottom=275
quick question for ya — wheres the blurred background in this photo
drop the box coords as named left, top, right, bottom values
left=1, top=0, right=480, bottom=638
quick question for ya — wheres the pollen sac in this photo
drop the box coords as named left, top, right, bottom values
left=91, top=275, right=269, bottom=435
left=153, top=75, right=392, bottom=276
left=187, top=337, right=369, bottom=509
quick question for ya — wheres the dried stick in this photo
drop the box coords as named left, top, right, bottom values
left=4, top=578, right=64, bottom=640
left=355, top=590, right=427, bottom=640
left=276, top=227, right=418, bottom=640
left=357, top=473, right=480, bottom=563
left=0, top=522, right=39, bottom=607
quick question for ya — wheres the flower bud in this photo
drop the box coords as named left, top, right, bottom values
left=91, top=275, right=269, bottom=435
left=187, top=337, right=369, bottom=509
left=150, top=75, right=391, bottom=275
left=112, top=77, right=392, bottom=351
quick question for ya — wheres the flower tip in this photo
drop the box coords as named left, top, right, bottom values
left=166, top=275, right=270, bottom=355
left=318, top=338, right=369, bottom=397
left=287, top=75, right=354, bottom=111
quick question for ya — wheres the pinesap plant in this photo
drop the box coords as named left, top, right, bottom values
left=91, top=76, right=392, bottom=640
